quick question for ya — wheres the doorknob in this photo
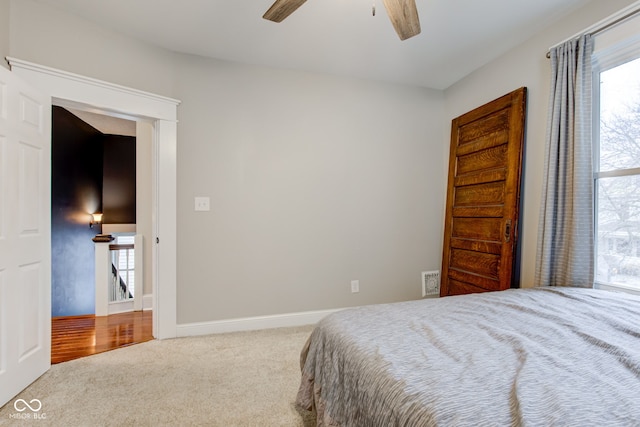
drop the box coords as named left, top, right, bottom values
left=504, top=219, right=512, bottom=243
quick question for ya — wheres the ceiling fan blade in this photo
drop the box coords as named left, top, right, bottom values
left=263, top=0, right=308, bottom=23
left=382, top=0, right=421, bottom=40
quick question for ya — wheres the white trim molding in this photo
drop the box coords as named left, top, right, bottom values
left=143, top=294, right=154, bottom=311
left=548, top=1, right=640, bottom=52
left=6, top=57, right=179, bottom=118
left=108, top=295, right=154, bottom=315
left=176, top=308, right=347, bottom=337
left=108, top=300, right=135, bottom=315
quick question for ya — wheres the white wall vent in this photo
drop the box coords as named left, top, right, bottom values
left=422, top=270, right=440, bottom=297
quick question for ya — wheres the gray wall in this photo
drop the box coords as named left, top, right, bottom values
left=8, top=0, right=175, bottom=97
left=0, top=0, right=9, bottom=69
left=174, top=55, right=445, bottom=321
left=8, top=0, right=447, bottom=324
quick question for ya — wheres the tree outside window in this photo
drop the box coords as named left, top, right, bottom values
left=595, top=57, right=640, bottom=288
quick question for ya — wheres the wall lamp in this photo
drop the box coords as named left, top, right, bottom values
left=90, top=212, right=103, bottom=229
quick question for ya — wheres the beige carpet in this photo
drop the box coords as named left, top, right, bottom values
left=0, top=325, right=316, bottom=426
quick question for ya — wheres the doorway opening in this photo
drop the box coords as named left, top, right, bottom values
left=8, top=57, right=180, bottom=342
left=50, top=105, right=153, bottom=363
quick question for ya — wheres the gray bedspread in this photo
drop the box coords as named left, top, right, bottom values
left=296, top=287, right=640, bottom=426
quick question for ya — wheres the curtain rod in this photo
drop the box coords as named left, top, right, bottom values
left=546, top=1, right=640, bottom=58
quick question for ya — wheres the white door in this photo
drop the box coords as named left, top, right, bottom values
left=0, top=65, right=51, bottom=407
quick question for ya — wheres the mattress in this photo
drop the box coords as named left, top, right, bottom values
left=296, top=287, right=640, bottom=426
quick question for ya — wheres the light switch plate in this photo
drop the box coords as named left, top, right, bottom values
left=194, top=196, right=210, bottom=211
left=351, top=280, right=360, bottom=293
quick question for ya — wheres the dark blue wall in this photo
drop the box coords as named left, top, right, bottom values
left=51, top=106, right=103, bottom=317
left=51, top=107, right=136, bottom=317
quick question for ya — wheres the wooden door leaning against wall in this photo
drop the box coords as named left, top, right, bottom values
left=440, top=87, right=527, bottom=297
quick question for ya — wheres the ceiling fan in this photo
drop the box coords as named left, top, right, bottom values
left=262, top=0, right=421, bottom=41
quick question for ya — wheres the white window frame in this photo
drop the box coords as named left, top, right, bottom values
left=592, top=37, right=640, bottom=296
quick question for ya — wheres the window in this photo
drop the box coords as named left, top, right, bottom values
left=593, top=50, right=640, bottom=291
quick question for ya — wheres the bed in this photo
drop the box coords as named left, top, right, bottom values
left=296, top=287, right=640, bottom=426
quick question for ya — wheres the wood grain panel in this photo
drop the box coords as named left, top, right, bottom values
left=452, top=217, right=502, bottom=241
left=457, top=144, right=508, bottom=175
left=454, top=181, right=505, bottom=206
left=449, top=269, right=502, bottom=291
left=459, top=131, right=509, bottom=156
left=450, top=248, right=499, bottom=279
left=450, top=237, right=502, bottom=255
left=447, top=279, right=492, bottom=296
left=458, top=108, right=509, bottom=145
left=455, top=168, right=506, bottom=187
left=453, top=206, right=504, bottom=218
left=263, top=0, right=307, bottom=23
left=456, top=129, right=509, bottom=156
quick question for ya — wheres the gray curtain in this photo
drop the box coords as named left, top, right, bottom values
left=534, top=35, right=594, bottom=288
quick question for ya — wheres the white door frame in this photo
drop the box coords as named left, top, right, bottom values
left=7, top=57, right=179, bottom=339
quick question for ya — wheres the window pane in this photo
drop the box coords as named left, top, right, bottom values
left=599, top=57, right=640, bottom=172
left=596, top=175, right=640, bottom=288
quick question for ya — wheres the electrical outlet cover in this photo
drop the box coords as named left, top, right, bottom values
left=194, top=196, right=210, bottom=211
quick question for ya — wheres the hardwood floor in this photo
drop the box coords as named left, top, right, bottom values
left=51, top=311, right=153, bottom=364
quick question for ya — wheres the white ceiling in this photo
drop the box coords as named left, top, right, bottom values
left=36, top=0, right=591, bottom=90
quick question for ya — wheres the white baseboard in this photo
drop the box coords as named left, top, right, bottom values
left=143, top=294, right=153, bottom=310
left=175, top=308, right=346, bottom=337
left=106, top=295, right=153, bottom=314
left=108, top=300, right=134, bottom=315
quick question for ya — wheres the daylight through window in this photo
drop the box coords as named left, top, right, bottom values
left=594, top=55, right=640, bottom=290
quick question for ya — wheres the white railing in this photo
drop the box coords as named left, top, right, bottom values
left=110, top=243, right=135, bottom=302
left=95, top=234, right=144, bottom=316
